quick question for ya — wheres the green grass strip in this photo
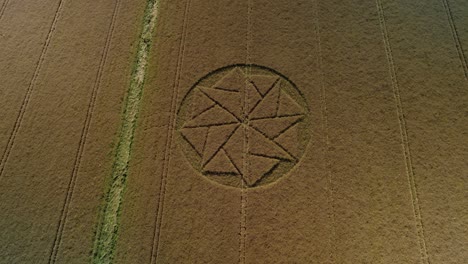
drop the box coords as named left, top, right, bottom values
left=92, top=0, right=159, bottom=263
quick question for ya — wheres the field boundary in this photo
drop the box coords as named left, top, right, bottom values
left=441, top=0, right=468, bottom=80
left=314, top=0, right=336, bottom=262
left=91, top=0, right=161, bottom=263
left=47, top=1, right=122, bottom=263
left=0, top=0, right=65, bottom=179
left=376, top=1, right=430, bottom=263
left=149, top=0, right=192, bottom=262
left=0, top=0, right=10, bottom=21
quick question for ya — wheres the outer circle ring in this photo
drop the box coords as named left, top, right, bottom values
left=176, top=64, right=310, bottom=188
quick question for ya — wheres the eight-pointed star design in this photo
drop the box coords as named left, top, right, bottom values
left=180, top=67, right=305, bottom=187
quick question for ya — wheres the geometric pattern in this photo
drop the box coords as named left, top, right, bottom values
left=177, top=65, right=308, bottom=188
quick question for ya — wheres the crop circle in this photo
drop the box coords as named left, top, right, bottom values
left=176, top=64, right=310, bottom=188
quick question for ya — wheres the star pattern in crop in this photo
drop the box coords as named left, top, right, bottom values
left=179, top=67, right=306, bottom=187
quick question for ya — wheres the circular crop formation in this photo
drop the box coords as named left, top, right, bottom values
left=176, top=64, right=310, bottom=188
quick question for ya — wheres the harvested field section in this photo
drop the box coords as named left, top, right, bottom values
left=115, top=0, right=248, bottom=263
left=0, top=0, right=145, bottom=262
left=381, top=0, right=468, bottom=262
left=0, top=0, right=62, bottom=161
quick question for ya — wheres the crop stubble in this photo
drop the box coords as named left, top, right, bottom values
left=0, top=0, right=145, bottom=263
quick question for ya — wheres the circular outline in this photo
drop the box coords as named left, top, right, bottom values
left=176, top=64, right=311, bottom=189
